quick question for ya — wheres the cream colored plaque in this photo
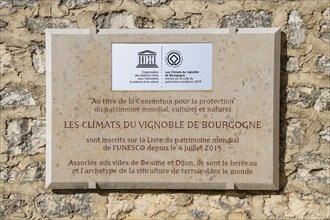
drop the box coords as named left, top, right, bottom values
left=46, top=28, right=280, bottom=190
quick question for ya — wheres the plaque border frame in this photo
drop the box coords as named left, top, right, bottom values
left=46, top=28, right=280, bottom=190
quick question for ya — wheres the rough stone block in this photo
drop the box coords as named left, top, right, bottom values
left=34, top=194, right=93, bottom=218
left=292, top=153, right=330, bottom=194
left=0, top=161, right=44, bottom=183
left=135, top=17, right=154, bottom=29
left=207, top=0, right=224, bottom=4
left=302, top=193, right=329, bottom=219
left=76, top=10, right=96, bottom=28
left=95, top=12, right=136, bottom=29
left=0, top=20, right=7, bottom=30
left=148, top=6, right=174, bottom=21
left=30, top=43, right=46, bottom=74
left=286, top=10, right=305, bottom=48
left=0, top=44, right=18, bottom=76
left=286, top=87, right=315, bottom=108
left=0, top=0, right=37, bottom=9
left=286, top=118, right=305, bottom=147
left=286, top=57, right=299, bottom=73
left=264, top=195, right=287, bottom=219
left=106, top=194, right=135, bottom=219
left=286, top=192, right=308, bottom=218
left=61, top=0, right=96, bottom=9
left=217, top=196, right=250, bottom=214
left=0, top=194, right=24, bottom=217
left=320, top=8, right=330, bottom=43
left=319, top=127, right=330, bottom=141
left=0, top=87, right=36, bottom=107
left=26, top=18, right=76, bottom=34
left=314, top=89, right=330, bottom=112
left=143, top=0, right=168, bottom=6
left=221, top=11, right=272, bottom=28
left=163, top=18, right=190, bottom=28
left=316, top=55, right=330, bottom=76
left=5, top=119, right=45, bottom=157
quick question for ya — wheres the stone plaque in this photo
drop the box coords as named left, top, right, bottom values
left=46, top=28, right=280, bottom=190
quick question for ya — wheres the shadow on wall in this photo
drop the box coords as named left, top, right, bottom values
left=279, top=31, right=289, bottom=191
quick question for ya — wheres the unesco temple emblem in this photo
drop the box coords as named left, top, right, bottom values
left=136, top=50, right=158, bottom=68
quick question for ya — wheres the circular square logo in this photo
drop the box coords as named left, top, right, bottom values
left=165, top=50, right=183, bottom=68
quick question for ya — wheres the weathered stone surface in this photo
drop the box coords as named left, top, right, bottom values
left=220, top=11, right=272, bottom=28
left=187, top=195, right=210, bottom=219
left=76, top=10, right=96, bottom=28
left=163, top=18, right=190, bottom=28
left=264, top=195, right=287, bottom=219
left=201, top=10, right=219, bottom=28
left=143, top=0, right=168, bottom=6
left=287, top=87, right=330, bottom=112
left=286, top=87, right=315, bottom=108
left=320, top=8, right=330, bottom=43
left=0, top=0, right=37, bottom=9
left=30, top=43, right=45, bottom=74
left=118, top=0, right=149, bottom=18
left=174, top=193, right=193, bottom=206
left=314, top=89, right=330, bottom=112
left=61, top=0, right=96, bottom=9
left=95, top=12, right=136, bottom=29
left=135, top=17, right=154, bottom=28
left=5, top=119, right=45, bottom=157
left=265, top=192, right=329, bottom=219
left=0, top=194, right=24, bottom=217
left=35, top=194, right=93, bottom=218
left=285, top=192, right=308, bottom=219
left=39, top=0, right=65, bottom=17
left=0, top=43, right=35, bottom=77
left=286, top=57, right=299, bottom=73
left=26, top=18, right=76, bottom=34
left=293, top=153, right=330, bottom=193
left=0, top=20, right=7, bottom=30
left=316, top=55, right=330, bottom=76
left=286, top=118, right=305, bottom=147
left=319, top=127, right=330, bottom=141
left=250, top=196, right=267, bottom=219
left=106, top=193, right=255, bottom=220
left=190, top=209, right=206, bottom=218
left=108, top=193, right=186, bottom=219
left=107, top=194, right=135, bottom=220
left=217, top=196, right=250, bottom=214
left=148, top=5, right=174, bottom=21
left=0, top=87, right=36, bottom=107
left=0, top=44, right=16, bottom=76
left=21, top=161, right=45, bottom=182
left=0, top=168, right=19, bottom=183
left=168, top=0, right=205, bottom=19
left=0, top=161, right=44, bottom=183
left=286, top=10, right=305, bottom=48
left=207, top=0, right=224, bottom=4
left=0, top=168, right=9, bottom=181
left=301, top=192, right=329, bottom=219
left=190, top=14, right=203, bottom=28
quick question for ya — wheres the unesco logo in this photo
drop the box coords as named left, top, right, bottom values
left=165, top=50, right=183, bottom=68
left=136, top=50, right=158, bottom=68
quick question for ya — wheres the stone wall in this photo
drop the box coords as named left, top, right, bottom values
left=0, top=0, right=329, bottom=219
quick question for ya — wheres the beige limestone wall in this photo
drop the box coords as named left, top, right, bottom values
left=0, top=0, right=329, bottom=219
